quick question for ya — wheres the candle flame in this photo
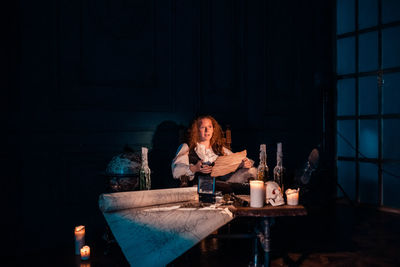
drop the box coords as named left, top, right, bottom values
left=75, top=225, right=85, bottom=232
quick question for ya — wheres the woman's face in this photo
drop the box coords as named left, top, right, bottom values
left=198, top=118, right=214, bottom=142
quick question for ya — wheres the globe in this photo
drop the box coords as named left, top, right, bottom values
left=106, top=151, right=141, bottom=192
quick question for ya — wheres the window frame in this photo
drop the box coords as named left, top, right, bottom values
left=336, top=0, right=400, bottom=207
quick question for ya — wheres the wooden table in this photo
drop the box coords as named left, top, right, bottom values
left=228, top=195, right=307, bottom=267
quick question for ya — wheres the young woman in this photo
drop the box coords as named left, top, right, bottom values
left=171, top=115, right=256, bottom=186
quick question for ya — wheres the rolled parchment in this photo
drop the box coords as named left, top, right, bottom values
left=99, top=187, right=198, bottom=212
left=100, top=187, right=233, bottom=267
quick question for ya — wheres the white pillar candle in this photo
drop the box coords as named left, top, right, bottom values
left=250, top=180, right=265, bottom=208
left=80, top=245, right=90, bottom=260
left=74, top=225, right=85, bottom=255
left=285, top=188, right=299, bottom=205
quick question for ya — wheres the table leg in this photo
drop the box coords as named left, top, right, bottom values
left=256, top=218, right=271, bottom=267
left=249, top=224, right=260, bottom=267
left=253, top=233, right=259, bottom=266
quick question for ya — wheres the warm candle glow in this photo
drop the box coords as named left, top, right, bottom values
left=74, top=225, right=85, bottom=255
left=286, top=188, right=299, bottom=205
left=250, top=180, right=265, bottom=208
left=80, top=245, right=90, bottom=260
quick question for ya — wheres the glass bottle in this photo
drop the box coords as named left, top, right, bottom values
left=139, top=147, right=151, bottom=190
left=273, top=142, right=285, bottom=191
left=257, top=144, right=269, bottom=181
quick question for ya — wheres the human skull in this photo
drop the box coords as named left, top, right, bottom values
left=265, top=181, right=285, bottom=206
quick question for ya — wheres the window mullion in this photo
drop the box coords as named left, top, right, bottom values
left=355, top=0, right=360, bottom=203
left=378, top=0, right=383, bottom=206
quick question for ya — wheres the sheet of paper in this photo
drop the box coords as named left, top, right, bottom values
left=211, top=150, right=247, bottom=177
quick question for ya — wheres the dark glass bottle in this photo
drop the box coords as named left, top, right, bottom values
left=273, top=142, right=285, bottom=191
left=257, top=144, right=269, bottom=182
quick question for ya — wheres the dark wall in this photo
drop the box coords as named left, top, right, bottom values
left=5, top=0, right=335, bottom=256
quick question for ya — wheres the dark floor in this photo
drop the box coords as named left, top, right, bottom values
left=10, top=200, right=400, bottom=267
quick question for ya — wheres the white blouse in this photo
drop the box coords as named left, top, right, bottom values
left=171, top=143, right=232, bottom=180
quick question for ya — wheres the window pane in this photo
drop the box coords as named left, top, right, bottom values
left=382, top=0, right=400, bottom=24
left=359, top=162, right=378, bottom=204
left=337, top=0, right=355, bottom=34
left=382, top=26, right=400, bottom=69
left=337, top=37, right=356, bottom=75
left=359, top=0, right=378, bottom=29
left=359, top=76, right=378, bottom=115
left=359, top=31, right=378, bottom=72
left=383, top=72, right=400, bottom=114
left=359, top=119, right=378, bottom=158
left=337, top=78, right=356, bottom=116
left=337, top=160, right=356, bottom=200
left=383, top=163, right=400, bottom=209
left=383, top=119, right=400, bottom=160
left=337, top=120, right=356, bottom=157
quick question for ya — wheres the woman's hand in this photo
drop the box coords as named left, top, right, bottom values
left=190, top=161, right=213, bottom=174
left=189, top=161, right=202, bottom=173
left=199, top=164, right=212, bottom=174
left=239, top=158, right=252, bottom=169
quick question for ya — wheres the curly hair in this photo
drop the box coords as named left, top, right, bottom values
left=188, top=115, right=226, bottom=156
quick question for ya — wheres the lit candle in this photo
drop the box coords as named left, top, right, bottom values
left=286, top=188, right=299, bottom=205
left=80, top=245, right=90, bottom=260
left=250, top=180, right=265, bottom=208
left=74, top=225, right=85, bottom=255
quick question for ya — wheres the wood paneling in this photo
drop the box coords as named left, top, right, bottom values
left=56, top=0, right=172, bottom=111
left=13, top=0, right=334, bottom=252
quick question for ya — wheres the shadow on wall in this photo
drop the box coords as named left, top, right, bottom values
left=149, top=120, right=187, bottom=189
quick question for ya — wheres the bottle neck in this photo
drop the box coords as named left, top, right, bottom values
left=276, top=153, right=282, bottom=166
left=141, top=147, right=149, bottom=168
left=276, top=143, right=282, bottom=166
left=142, top=162, right=148, bottom=168
left=259, top=150, right=267, bottom=165
left=142, top=155, right=148, bottom=168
